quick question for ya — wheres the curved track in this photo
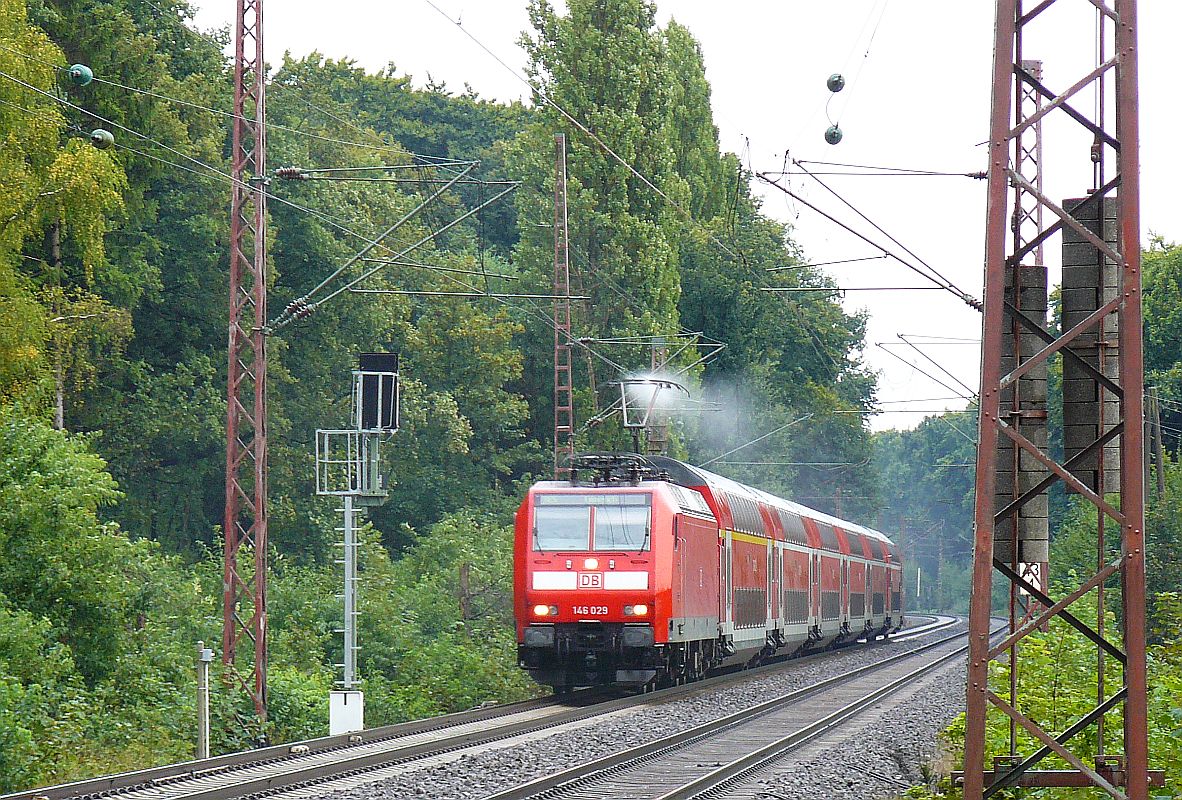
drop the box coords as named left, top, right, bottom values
left=1, top=615, right=960, bottom=800
left=483, top=627, right=973, bottom=800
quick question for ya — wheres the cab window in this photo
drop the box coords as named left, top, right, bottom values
left=533, top=493, right=651, bottom=552
left=594, top=503, right=650, bottom=551
left=533, top=505, right=590, bottom=550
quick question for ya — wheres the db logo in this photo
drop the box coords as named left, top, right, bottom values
left=578, top=572, right=603, bottom=588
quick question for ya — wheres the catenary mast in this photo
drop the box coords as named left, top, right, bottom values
left=223, top=0, right=269, bottom=725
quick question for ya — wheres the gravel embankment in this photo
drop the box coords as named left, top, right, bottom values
left=742, top=663, right=965, bottom=800
left=313, top=621, right=966, bottom=800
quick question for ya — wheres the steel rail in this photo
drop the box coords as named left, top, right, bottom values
left=657, top=639, right=976, bottom=799
left=484, top=626, right=977, bottom=800
left=5, top=618, right=958, bottom=800
left=0, top=691, right=608, bottom=800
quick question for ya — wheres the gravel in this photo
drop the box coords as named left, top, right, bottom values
left=308, top=620, right=967, bottom=800
left=740, top=663, right=966, bottom=800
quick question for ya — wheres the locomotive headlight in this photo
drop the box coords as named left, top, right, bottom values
left=533, top=604, right=558, bottom=617
left=583, top=557, right=599, bottom=570
left=624, top=604, right=649, bottom=616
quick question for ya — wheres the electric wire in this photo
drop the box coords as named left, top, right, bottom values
left=269, top=161, right=479, bottom=328
left=790, top=159, right=981, bottom=308
left=797, top=159, right=988, bottom=178
left=698, top=413, right=814, bottom=468
left=766, top=254, right=888, bottom=272
left=0, top=86, right=622, bottom=373
left=875, top=342, right=975, bottom=402
left=894, top=334, right=978, bottom=397
left=756, top=171, right=982, bottom=311
left=831, top=0, right=890, bottom=126
left=0, top=58, right=634, bottom=381
left=766, top=170, right=986, bottom=179
left=0, top=40, right=456, bottom=164
left=141, top=2, right=462, bottom=167
left=0, top=68, right=539, bottom=328
left=421, top=0, right=745, bottom=265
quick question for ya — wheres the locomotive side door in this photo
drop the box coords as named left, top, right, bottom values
left=720, top=531, right=733, bottom=632
left=841, top=558, right=849, bottom=622
left=766, top=539, right=774, bottom=625
left=809, top=552, right=819, bottom=628
left=673, top=518, right=684, bottom=623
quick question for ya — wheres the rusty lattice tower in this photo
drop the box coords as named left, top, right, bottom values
left=963, top=1, right=1150, bottom=797
left=553, top=134, right=574, bottom=478
left=223, top=0, right=268, bottom=724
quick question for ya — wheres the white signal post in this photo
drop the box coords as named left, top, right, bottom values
left=316, top=354, right=399, bottom=735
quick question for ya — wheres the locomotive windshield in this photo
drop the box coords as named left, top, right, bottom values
left=533, top=493, right=651, bottom=551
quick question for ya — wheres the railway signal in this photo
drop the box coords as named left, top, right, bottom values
left=315, top=353, right=399, bottom=735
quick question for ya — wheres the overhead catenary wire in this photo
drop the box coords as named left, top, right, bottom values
left=756, top=171, right=982, bottom=311
left=761, top=286, right=947, bottom=293
left=789, top=159, right=982, bottom=309
left=874, top=342, right=975, bottom=403
left=698, top=413, right=814, bottom=468
left=267, top=161, right=480, bottom=329
left=765, top=170, right=987, bottom=179
left=830, top=0, right=890, bottom=126
left=0, top=62, right=639, bottom=381
left=766, top=254, right=888, bottom=272
left=894, top=334, right=978, bottom=397
left=793, top=158, right=988, bottom=178
left=0, top=67, right=391, bottom=246
left=421, top=0, right=746, bottom=266
left=0, top=67, right=536, bottom=336
left=0, top=40, right=459, bottom=165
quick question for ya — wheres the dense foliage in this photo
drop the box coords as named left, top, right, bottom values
left=1, top=0, right=1177, bottom=791
left=0, top=0, right=887, bottom=789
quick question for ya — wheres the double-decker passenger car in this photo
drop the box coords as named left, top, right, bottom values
left=514, top=454, right=904, bottom=691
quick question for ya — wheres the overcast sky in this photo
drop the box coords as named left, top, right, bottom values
left=192, top=1, right=1181, bottom=431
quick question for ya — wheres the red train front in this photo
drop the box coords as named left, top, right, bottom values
left=514, top=454, right=904, bottom=691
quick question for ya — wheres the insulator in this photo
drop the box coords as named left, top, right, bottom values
left=275, top=166, right=306, bottom=180
left=826, top=73, right=846, bottom=93
left=89, top=128, right=114, bottom=149
left=824, top=125, right=843, bottom=146
left=67, top=64, right=94, bottom=87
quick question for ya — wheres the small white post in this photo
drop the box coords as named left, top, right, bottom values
left=197, top=641, right=213, bottom=759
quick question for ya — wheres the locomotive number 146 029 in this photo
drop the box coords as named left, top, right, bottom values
left=572, top=605, right=608, bottom=616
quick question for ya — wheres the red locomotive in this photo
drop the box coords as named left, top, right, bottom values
left=514, top=454, right=904, bottom=691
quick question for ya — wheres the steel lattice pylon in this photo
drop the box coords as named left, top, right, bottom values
left=962, top=1, right=1149, bottom=797
left=553, top=134, right=574, bottom=478
left=223, top=0, right=268, bottom=724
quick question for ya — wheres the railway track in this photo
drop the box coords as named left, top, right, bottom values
left=483, top=626, right=976, bottom=800
left=3, top=615, right=959, bottom=800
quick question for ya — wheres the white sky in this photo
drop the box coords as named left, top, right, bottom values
left=193, top=1, right=1181, bottom=431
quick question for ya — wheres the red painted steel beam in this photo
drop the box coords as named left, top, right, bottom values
left=1114, top=3, right=1148, bottom=794
left=223, top=0, right=268, bottom=723
left=966, top=771, right=1165, bottom=788
left=553, top=134, right=574, bottom=478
